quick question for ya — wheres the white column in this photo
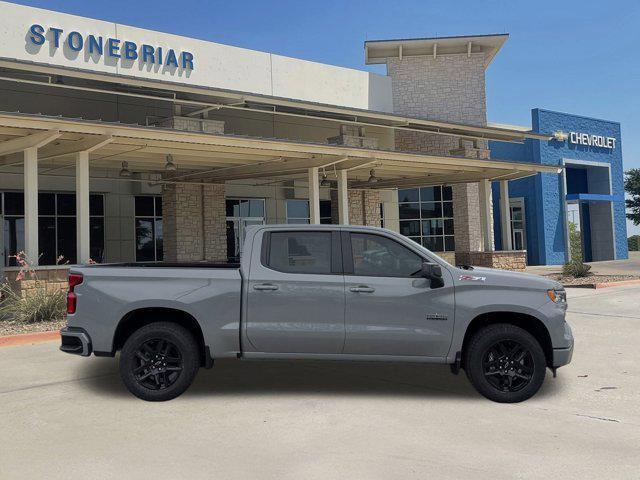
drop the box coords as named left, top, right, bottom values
left=337, top=169, right=349, bottom=225
left=23, top=147, right=39, bottom=265
left=308, top=167, right=320, bottom=224
left=478, top=179, right=494, bottom=252
left=499, top=180, right=513, bottom=251
left=76, top=151, right=90, bottom=263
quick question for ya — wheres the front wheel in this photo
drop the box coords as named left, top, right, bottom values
left=465, top=324, right=546, bottom=403
left=119, top=322, right=200, bottom=401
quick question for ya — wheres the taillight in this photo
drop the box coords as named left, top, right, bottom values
left=67, top=273, right=83, bottom=314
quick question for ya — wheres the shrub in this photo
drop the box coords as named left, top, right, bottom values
left=629, top=235, right=640, bottom=252
left=0, top=251, right=67, bottom=323
left=0, top=283, right=66, bottom=323
left=562, top=260, right=592, bottom=278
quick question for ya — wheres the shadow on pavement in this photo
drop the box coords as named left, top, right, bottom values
left=78, top=357, right=568, bottom=401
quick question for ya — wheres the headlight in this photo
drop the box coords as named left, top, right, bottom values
left=547, top=289, right=567, bottom=303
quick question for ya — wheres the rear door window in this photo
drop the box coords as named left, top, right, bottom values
left=267, top=231, right=333, bottom=274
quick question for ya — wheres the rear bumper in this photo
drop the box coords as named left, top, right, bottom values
left=60, top=327, right=92, bottom=357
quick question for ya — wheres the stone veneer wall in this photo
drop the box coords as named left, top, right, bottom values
left=387, top=53, right=490, bottom=253
left=456, top=250, right=527, bottom=272
left=4, top=267, right=70, bottom=296
left=163, top=183, right=227, bottom=262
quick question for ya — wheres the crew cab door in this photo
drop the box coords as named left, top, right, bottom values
left=245, top=230, right=345, bottom=354
left=342, top=231, right=455, bottom=357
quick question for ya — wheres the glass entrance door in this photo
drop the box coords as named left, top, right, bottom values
left=509, top=199, right=527, bottom=251
left=225, top=199, right=265, bottom=262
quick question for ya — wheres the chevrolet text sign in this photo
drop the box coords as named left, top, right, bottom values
left=569, top=132, right=616, bottom=149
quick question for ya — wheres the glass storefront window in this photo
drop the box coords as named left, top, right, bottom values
left=135, top=196, right=163, bottom=262
left=398, top=186, right=455, bottom=252
left=2, top=192, right=105, bottom=266
left=285, top=199, right=333, bottom=224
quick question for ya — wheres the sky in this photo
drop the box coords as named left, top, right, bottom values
left=8, top=0, right=640, bottom=235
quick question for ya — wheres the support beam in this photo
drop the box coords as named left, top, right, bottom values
left=337, top=169, right=349, bottom=225
left=23, top=147, right=39, bottom=264
left=479, top=179, right=494, bottom=252
left=500, top=180, right=513, bottom=251
left=39, top=135, right=113, bottom=160
left=76, top=151, right=90, bottom=264
left=308, top=167, right=320, bottom=224
left=0, top=130, right=61, bottom=156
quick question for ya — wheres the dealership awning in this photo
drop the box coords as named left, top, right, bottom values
left=0, top=111, right=560, bottom=188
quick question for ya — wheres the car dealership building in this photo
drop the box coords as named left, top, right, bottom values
left=0, top=1, right=628, bottom=289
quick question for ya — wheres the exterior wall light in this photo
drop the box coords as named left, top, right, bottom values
left=119, top=161, right=132, bottom=177
left=165, top=154, right=177, bottom=171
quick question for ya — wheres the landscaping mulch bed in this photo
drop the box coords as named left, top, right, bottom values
left=0, top=319, right=66, bottom=336
left=546, top=274, right=640, bottom=287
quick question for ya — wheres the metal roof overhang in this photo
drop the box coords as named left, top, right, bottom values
left=0, top=58, right=550, bottom=144
left=0, top=111, right=560, bottom=188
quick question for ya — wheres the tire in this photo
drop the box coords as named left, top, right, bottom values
left=119, top=322, right=200, bottom=401
left=464, top=323, right=546, bottom=403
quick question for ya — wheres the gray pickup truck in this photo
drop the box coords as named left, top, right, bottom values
left=60, top=225, right=573, bottom=403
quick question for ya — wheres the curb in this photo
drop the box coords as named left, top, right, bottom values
left=0, top=330, right=60, bottom=348
left=564, top=279, right=640, bottom=289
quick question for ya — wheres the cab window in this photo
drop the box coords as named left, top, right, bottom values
left=350, top=233, right=423, bottom=277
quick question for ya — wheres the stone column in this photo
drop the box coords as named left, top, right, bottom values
left=162, top=183, right=205, bottom=262
left=203, top=184, right=227, bottom=262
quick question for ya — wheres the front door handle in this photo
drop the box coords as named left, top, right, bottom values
left=253, top=284, right=279, bottom=291
left=349, top=286, right=375, bottom=293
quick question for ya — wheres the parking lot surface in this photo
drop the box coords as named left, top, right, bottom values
left=1, top=285, right=639, bottom=479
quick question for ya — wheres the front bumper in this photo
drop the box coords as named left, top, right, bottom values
left=60, top=327, right=92, bottom=357
left=552, top=322, right=574, bottom=367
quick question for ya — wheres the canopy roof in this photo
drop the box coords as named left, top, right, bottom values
left=0, top=111, right=560, bottom=189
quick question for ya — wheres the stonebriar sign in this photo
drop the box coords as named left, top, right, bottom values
left=28, top=24, right=195, bottom=70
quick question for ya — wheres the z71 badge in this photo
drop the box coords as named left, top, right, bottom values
left=459, top=274, right=486, bottom=282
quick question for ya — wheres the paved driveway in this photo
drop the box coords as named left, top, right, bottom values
left=1, top=286, right=639, bottom=479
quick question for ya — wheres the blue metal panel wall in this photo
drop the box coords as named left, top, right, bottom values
left=490, top=108, right=628, bottom=265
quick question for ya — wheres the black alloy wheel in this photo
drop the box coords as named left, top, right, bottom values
left=465, top=323, right=546, bottom=403
left=120, top=322, right=200, bottom=401
left=482, top=339, right=534, bottom=393
left=132, top=338, right=184, bottom=391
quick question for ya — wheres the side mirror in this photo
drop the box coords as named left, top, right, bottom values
left=421, top=262, right=445, bottom=288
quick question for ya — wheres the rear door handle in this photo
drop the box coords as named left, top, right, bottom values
left=349, top=286, right=375, bottom=293
left=253, top=284, right=279, bottom=291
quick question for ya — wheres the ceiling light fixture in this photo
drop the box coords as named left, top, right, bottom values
left=367, top=169, right=378, bottom=184
left=320, top=172, right=330, bottom=187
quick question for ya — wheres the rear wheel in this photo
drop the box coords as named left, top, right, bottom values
left=119, top=322, right=200, bottom=401
left=465, top=323, right=546, bottom=403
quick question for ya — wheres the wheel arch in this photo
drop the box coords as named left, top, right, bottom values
left=460, top=312, right=554, bottom=368
left=112, top=307, right=212, bottom=368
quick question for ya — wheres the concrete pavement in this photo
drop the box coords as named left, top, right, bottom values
left=526, top=251, right=640, bottom=276
left=1, top=285, right=639, bottom=479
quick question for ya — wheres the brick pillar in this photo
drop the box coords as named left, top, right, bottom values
left=163, top=183, right=205, bottom=262
left=203, top=184, right=227, bottom=262
left=452, top=183, right=482, bottom=252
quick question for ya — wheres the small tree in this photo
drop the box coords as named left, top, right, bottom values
left=625, top=169, right=640, bottom=226
left=568, top=221, right=583, bottom=262
left=629, top=235, right=640, bottom=252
